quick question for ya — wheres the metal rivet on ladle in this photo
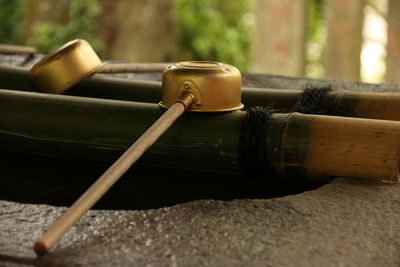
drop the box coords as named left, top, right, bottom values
left=28, top=39, right=170, bottom=94
left=29, top=43, right=243, bottom=254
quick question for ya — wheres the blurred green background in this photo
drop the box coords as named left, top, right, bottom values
left=0, top=0, right=397, bottom=83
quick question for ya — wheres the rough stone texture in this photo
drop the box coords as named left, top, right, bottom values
left=1, top=177, right=400, bottom=266
left=1, top=54, right=400, bottom=266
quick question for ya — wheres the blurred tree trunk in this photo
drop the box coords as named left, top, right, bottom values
left=23, top=0, right=71, bottom=44
left=97, top=0, right=177, bottom=62
left=250, top=0, right=308, bottom=76
left=386, top=0, right=400, bottom=83
left=325, top=0, right=365, bottom=81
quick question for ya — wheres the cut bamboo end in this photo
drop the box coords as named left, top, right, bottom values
left=270, top=113, right=400, bottom=182
left=306, top=115, right=400, bottom=181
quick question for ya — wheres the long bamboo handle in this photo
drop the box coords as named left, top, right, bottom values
left=33, top=92, right=195, bottom=255
left=0, top=44, right=36, bottom=54
left=97, top=62, right=171, bottom=73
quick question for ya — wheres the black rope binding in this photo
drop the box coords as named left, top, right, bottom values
left=238, top=106, right=276, bottom=179
left=291, top=84, right=332, bottom=114
left=238, top=86, right=334, bottom=180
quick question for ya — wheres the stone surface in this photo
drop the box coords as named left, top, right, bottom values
left=1, top=177, right=400, bottom=266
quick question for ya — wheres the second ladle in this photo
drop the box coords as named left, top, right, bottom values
left=28, top=39, right=170, bottom=94
left=32, top=60, right=244, bottom=254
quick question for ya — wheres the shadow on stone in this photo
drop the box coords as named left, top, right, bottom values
left=0, top=152, right=325, bottom=210
left=0, top=255, right=38, bottom=266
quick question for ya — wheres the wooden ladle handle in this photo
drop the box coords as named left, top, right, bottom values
left=34, top=92, right=195, bottom=255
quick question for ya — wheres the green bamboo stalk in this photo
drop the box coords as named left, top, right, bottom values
left=0, top=89, right=399, bottom=181
left=0, top=89, right=243, bottom=174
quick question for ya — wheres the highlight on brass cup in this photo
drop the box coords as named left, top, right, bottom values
left=29, top=39, right=103, bottom=94
left=160, top=61, right=244, bottom=112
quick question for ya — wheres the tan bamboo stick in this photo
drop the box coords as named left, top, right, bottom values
left=33, top=92, right=195, bottom=255
left=0, top=44, right=36, bottom=54
left=97, top=62, right=171, bottom=73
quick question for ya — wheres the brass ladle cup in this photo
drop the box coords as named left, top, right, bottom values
left=28, top=39, right=170, bottom=94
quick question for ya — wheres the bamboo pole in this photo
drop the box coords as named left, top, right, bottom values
left=0, top=89, right=399, bottom=183
left=3, top=65, right=400, bottom=121
left=67, top=82, right=400, bottom=121
left=0, top=89, right=242, bottom=173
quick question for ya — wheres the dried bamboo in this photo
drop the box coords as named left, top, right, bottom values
left=268, top=113, right=400, bottom=181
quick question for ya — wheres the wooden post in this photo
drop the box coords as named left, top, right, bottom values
left=325, top=0, right=365, bottom=81
left=97, top=0, right=177, bottom=62
left=250, top=0, right=308, bottom=76
left=386, top=0, right=400, bottom=83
